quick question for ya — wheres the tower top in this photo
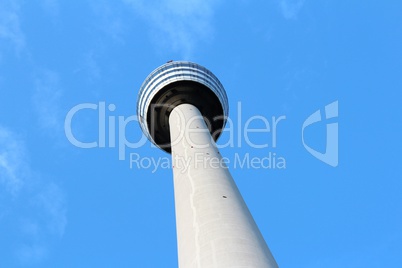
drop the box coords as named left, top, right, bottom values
left=137, top=61, right=229, bottom=153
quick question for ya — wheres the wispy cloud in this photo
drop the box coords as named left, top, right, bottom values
left=0, top=125, right=67, bottom=264
left=16, top=244, right=48, bottom=264
left=73, top=50, right=103, bottom=84
left=35, top=182, right=67, bottom=237
left=32, top=69, right=63, bottom=134
left=0, top=0, right=60, bottom=59
left=0, top=0, right=25, bottom=55
left=90, top=0, right=126, bottom=44
left=124, top=0, right=222, bottom=58
left=39, top=0, right=60, bottom=18
left=279, top=0, right=305, bottom=20
left=15, top=182, right=67, bottom=264
left=0, top=127, right=26, bottom=195
left=84, top=50, right=101, bottom=81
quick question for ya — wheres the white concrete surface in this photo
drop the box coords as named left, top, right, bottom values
left=169, top=103, right=278, bottom=268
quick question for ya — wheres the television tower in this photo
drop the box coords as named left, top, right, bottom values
left=137, top=61, right=278, bottom=268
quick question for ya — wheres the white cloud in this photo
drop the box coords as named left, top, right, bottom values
left=90, top=0, right=126, bottom=43
left=279, top=0, right=305, bottom=20
left=84, top=50, right=101, bottom=81
left=124, top=0, right=222, bottom=58
left=73, top=50, right=103, bottom=83
left=0, top=125, right=67, bottom=264
left=16, top=244, right=48, bottom=264
left=0, top=0, right=60, bottom=59
left=32, top=69, right=63, bottom=133
left=40, top=0, right=60, bottom=18
left=12, top=181, right=67, bottom=264
left=0, top=0, right=25, bottom=55
left=0, top=127, right=26, bottom=195
left=35, top=182, right=67, bottom=237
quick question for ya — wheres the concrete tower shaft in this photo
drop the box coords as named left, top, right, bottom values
left=137, top=61, right=278, bottom=268
left=170, top=103, right=278, bottom=268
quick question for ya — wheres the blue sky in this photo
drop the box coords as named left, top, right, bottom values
left=1, top=0, right=401, bottom=267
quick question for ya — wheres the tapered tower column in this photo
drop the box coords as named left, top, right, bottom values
left=137, top=61, right=278, bottom=268
left=170, top=103, right=278, bottom=267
